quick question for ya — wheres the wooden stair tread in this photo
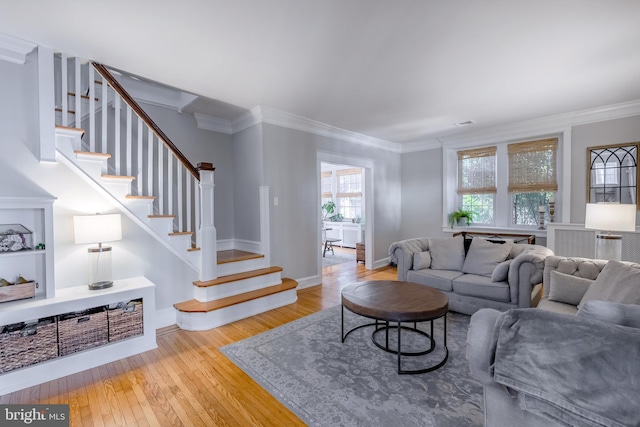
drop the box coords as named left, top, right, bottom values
left=194, top=266, right=283, bottom=287
left=187, top=247, right=201, bottom=252
left=74, top=150, right=111, bottom=159
left=148, top=214, right=175, bottom=218
left=217, top=249, right=264, bottom=264
left=55, top=125, right=85, bottom=136
left=169, top=231, right=193, bottom=236
left=55, top=107, right=76, bottom=114
left=102, top=174, right=135, bottom=180
left=125, top=195, right=156, bottom=200
left=67, top=92, right=99, bottom=101
left=174, top=278, right=298, bottom=313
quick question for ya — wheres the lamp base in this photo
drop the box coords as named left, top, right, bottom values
left=595, top=233, right=622, bottom=261
left=89, top=280, right=113, bottom=290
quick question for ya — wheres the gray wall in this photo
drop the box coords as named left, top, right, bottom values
left=139, top=103, right=235, bottom=239
left=570, top=116, right=640, bottom=224
left=400, top=148, right=447, bottom=240
left=261, top=123, right=402, bottom=280
left=232, top=124, right=264, bottom=242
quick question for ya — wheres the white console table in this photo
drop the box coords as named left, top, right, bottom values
left=0, top=276, right=157, bottom=395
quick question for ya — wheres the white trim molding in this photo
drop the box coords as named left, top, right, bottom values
left=194, top=113, right=233, bottom=134
left=0, top=33, right=36, bottom=64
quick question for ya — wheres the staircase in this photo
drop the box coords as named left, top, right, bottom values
left=52, top=54, right=297, bottom=331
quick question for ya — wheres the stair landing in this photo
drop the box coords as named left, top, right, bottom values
left=218, top=249, right=264, bottom=264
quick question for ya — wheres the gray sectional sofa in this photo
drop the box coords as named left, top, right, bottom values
left=467, top=256, right=640, bottom=426
left=389, top=235, right=553, bottom=315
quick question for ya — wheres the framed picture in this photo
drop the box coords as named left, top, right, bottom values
left=587, top=142, right=639, bottom=207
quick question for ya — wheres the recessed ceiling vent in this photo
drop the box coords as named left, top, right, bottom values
left=454, top=120, right=476, bottom=127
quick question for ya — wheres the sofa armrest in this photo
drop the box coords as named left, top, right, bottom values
left=508, top=246, right=554, bottom=307
left=466, top=308, right=503, bottom=385
left=389, top=237, right=430, bottom=281
left=542, top=256, right=607, bottom=299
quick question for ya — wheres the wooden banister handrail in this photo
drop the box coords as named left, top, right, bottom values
left=91, top=62, right=201, bottom=180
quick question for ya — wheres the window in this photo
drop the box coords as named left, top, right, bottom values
left=337, top=168, right=363, bottom=219
left=588, top=143, right=638, bottom=205
left=457, top=147, right=496, bottom=225
left=321, top=171, right=333, bottom=206
left=508, top=138, right=557, bottom=226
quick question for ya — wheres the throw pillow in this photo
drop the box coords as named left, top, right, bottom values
left=578, top=300, right=640, bottom=329
left=548, top=270, right=594, bottom=306
left=429, top=236, right=465, bottom=271
left=491, top=259, right=513, bottom=282
left=413, top=251, right=431, bottom=270
left=578, top=260, right=640, bottom=309
left=461, top=237, right=512, bottom=277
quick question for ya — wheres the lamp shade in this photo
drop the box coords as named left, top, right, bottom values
left=73, top=214, right=122, bottom=244
left=584, top=203, right=636, bottom=232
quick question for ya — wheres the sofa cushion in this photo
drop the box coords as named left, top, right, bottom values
left=413, top=251, right=431, bottom=270
left=453, top=274, right=510, bottom=302
left=429, top=236, right=465, bottom=271
left=491, top=259, right=512, bottom=282
left=548, top=270, right=594, bottom=306
left=537, top=298, right=579, bottom=315
left=577, top=300, right=640, bottom=328
left=579, top=260, right=640, bottom=309
left=462, top=238, right=512, bottom=277
left=407, top=269, right=461, bottom=292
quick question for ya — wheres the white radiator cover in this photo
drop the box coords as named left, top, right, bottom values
left=547, top=224, right=640, bottom=263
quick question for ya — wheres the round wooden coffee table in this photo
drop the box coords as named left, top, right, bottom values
left=341, top=280, right=449, bottom=374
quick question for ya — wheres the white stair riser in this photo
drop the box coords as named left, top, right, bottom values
left=75, top=158, right=106, bottom=178
left=168, top=234, right=193, bottom=253
left=194, top=272, right=283, bottom=302
left=124, top=199, right=154, bottom=217
left=176, top=290, right=298, bottom=331
left=217, top=257, right=267, bottom=276
left=147, top=217, right=175, bottom=235
left=102, top=180, right=132, bottom=199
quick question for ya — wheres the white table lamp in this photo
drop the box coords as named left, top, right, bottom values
left=74, top=213, right=122, bottom=289
left=584, top=203, right=636, bottom=261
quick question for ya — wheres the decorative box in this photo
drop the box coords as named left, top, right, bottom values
left=356, top=242, right=365, bottom=263
left=57, top=307, right=108, bottom=356
left=107, top=299, right=143, bottom=342
left=0, top=224, right=33, bottom=252
left=0, top=280, right=36, bottom=303
left=0, top=317, right=58, bottom=373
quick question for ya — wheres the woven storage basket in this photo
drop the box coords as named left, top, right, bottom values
left=107, top=299, right=143, bottom=342
left=58, top=306, right=108, bottom=356
left=0, top=317, right=58, bottom=373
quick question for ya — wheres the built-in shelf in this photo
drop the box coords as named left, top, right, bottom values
left=0, top=249, right=46, bottom=259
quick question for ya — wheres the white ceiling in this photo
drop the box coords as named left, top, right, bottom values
left=3, top=0, right=640, bottom=145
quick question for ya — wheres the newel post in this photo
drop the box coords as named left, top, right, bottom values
left=198, top=162, right=217, bottom=281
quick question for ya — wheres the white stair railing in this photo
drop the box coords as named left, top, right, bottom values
left=53, top=54, right=207, bottom=250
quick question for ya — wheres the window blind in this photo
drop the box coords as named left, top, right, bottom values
left=457, top=146, right=497, bottom=194
left=508, top=138, right=558, bottom=193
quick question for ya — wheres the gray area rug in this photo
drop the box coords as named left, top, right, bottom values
left=322, top=252, right=356, bottom=268
left=221, top=305, right=483, bottom=426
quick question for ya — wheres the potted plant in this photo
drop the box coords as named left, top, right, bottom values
left=448, top=208, right=474, bottom=228
left=322, top=201, right=344, bottom=222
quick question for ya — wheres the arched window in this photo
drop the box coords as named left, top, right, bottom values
left=588, top=143, right=638, bottom=205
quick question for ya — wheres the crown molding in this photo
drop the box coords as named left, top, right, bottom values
left=231, top=106, right=263, bottom=133
left=439, top=99, right=640, bottom=149
left=399, top=139, right=442, bottom=154
left=193, top=113, right=233, bottom=134
left=0, top=33, right=36, bottom=65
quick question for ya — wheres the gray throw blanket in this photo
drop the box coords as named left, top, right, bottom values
left=492, top=309, right=640, bottom=427
left=388, top=237, right=429, bottom=264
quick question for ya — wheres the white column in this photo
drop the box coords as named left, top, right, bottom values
left=37, top=46, right=56, bottom=162
left=260, top=186, right=271, bottom=266
left=198, top=163, right=217, bottom=281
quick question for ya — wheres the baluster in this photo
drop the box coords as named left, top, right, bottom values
left=168, top=154, right=174, bottom=218
left=74, top=58, right=81, bottom=128
left=147, top=128, right=153, bottom=199
left=114, top=96, right=121, bottom=175
left=89, top=66, right=95, bottom=152
left=186, top=172, right=192, bottom=233
left=178, top=166, right=184, bottom=232
left=158, top=141, right=164, bottom=215
left=195, top=175, right=200, bottom=236
left=137, top=117, right=143, bottom=195
left=101, top=77, right=108, bottom=154
left=61, top=54, right=68, bottom=127
left=126, top=105, right=132, bottom=177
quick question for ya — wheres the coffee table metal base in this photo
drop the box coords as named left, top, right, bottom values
left=341, top=305, right=448, bottom=375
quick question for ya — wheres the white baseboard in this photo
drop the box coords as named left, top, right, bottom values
left=295, top=274, right=322, bottom=290
left=216, top=239, right=261, bottom=253
left=216, top=239, right=234, bottom=251
left=373, top=256, right=391, bottom=270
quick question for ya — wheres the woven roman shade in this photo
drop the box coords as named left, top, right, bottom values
left=337, top=167, right=363, bottom=198
left=457, top=146, right=497, bottom=195
left=321, top=171, right=332, bottom=199
left=508, top=138, right=558, bottom=193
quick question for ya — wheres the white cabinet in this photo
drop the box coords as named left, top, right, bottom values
left=0, top=196, right=55, bottom=300
left=322, top=221, right=364, bottom=248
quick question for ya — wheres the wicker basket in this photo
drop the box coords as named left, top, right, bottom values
left=0, top=317, right=58, bottom=373
left=58, top=307, right=108, bottom=356
left=107, top=299, right=143, bottom=342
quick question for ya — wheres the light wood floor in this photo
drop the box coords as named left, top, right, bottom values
left=0, top=256, right=397, bottom=426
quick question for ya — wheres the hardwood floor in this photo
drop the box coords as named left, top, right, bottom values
left=0, top=258, right=397, bottom=426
